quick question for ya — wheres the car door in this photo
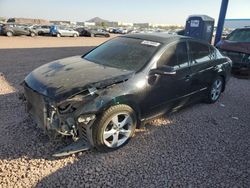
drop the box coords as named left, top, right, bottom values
left=23, top=27, right=31, bottom=35
left=15, top=25, right=28, bottom=35
left=59, top=27, right=67, bottom=36
left=188, top=40, right=217, bottom=94
left=41, top=26, right=49, bottom=34
left=67, top=28, right=74, bottom=36
left=142, top=41, right=192, bottom=117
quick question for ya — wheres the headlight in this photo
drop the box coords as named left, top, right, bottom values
left=78, top=114, right=96, bottom=124
left=57, top=88, right=98, bottom=114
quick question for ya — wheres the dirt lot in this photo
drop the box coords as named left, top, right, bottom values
left=0, top=37, right=249, bottom=187
left=0, top=35, right=117, bottom=49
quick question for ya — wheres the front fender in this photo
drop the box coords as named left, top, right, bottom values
left=74, top=93, right=142, bottom=121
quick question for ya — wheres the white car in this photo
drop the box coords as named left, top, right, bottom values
left=54, top=26, right=79, bottom=37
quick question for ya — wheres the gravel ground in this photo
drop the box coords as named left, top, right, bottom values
left=0, top=46, right=249, bottom=187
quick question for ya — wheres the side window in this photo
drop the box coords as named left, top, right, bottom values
left=189, top=41, right=211, bottom=64
left=157, top=42, right=188, bottom=68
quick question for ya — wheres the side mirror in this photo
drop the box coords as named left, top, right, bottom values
left=149, top=65, right=176, bottom=76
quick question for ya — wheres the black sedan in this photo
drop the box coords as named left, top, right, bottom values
left=23, top=33, right=232, bottom=156
left=76, top=27, right=110, bottom=37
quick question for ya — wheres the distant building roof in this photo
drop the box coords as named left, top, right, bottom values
left=224, top=18, right=250, bottom=29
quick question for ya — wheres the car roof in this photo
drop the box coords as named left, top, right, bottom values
left=122, top=33, right=191, bottom=44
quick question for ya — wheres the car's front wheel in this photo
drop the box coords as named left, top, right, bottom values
left=56, top=33, right=61, bottom=37
left=6, top=31, right=13, bottom=37
left=92, top=105, right=137, bottom=152
left=205, top=76, right=223, bottom=103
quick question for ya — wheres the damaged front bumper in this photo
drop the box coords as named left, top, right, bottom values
left=23, top=84, right=97, bottom=157
left=221, top=50, right=250, bottom=72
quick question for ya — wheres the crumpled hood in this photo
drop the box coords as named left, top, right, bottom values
left=25, top=56, right=134, bottom=101
left=217, top=40, right=250, bottom=54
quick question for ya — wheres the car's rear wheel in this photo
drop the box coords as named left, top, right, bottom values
left=92, top=105, right=137, bottom=152
left=73, top=33, right=77, bottom=37
left=205, top=76, right=223, bottom=103
left=6, top=31, right=13, bottom=37
left=30, top=32, right=36, bottom=37
left=38, top=31, right=43, bottom=35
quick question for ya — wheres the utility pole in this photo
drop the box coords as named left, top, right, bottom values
left=214, top=0, right=229, bottom=45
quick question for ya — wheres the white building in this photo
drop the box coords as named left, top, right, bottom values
left=84, top=22, right=96, bottom=27
left=118, top=22, right=133, bottom=27
left=149, top=23, right=183, bottom=28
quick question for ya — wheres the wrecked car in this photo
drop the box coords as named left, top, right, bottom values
left=216, top=28, right=250, bottom=74
left=23, top=33, right=232, bottom=156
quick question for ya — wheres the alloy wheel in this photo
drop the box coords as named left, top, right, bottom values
left=102, top=112, right=133, bottom=148
left=211, top=79, right=223, bottom=101
left=6, top=31, right=13, bottom=37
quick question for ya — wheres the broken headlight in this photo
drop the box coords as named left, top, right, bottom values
left=57, top=87, right=98, bottom=114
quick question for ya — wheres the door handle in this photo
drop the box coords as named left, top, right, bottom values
left=213, top=65, right=219, bottom=71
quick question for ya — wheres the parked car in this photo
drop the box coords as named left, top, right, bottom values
left=114, top=28, right=129, bottom=34
left=109, top=28, right=128, bottom=34
left=76, top=27, right=110, bottom=37
left=0, top=24, right=3, bottom=35
left=33, top=25, right=51, bottom=36
left=216, top=28, right=250, bottom=73
left=2, top=23, right=37, bottom=37
left=23, top=33, right=231, bottom=156
left=51, top=25, right=79, bottom=37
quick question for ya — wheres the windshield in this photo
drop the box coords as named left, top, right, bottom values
left=83, top=37, right=161, bottom=71
left=227, top=29, right=250, bottom=42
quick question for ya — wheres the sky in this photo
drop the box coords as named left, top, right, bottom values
left=0, top=0, right=249, bottom=25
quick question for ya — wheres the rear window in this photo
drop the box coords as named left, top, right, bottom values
left=227, top=29, right=250, bottom=42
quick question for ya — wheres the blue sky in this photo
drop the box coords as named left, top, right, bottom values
left=0, top=0, right=249, bottom=24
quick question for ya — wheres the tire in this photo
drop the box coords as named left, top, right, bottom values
left=91, top=33, right=94, bottom=37
left=92, top=105, right=137, bottom=152
left=73, top=33, right=77, bottom=37
left=205, top=76, right=224, bottom=103
left=56, top=33, right=61, bottom=37
left=6, top=31, right=13, bottom=37
left=30, top=32, right=36, bottom=37
left=105, top=34, right=110, bottom=38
